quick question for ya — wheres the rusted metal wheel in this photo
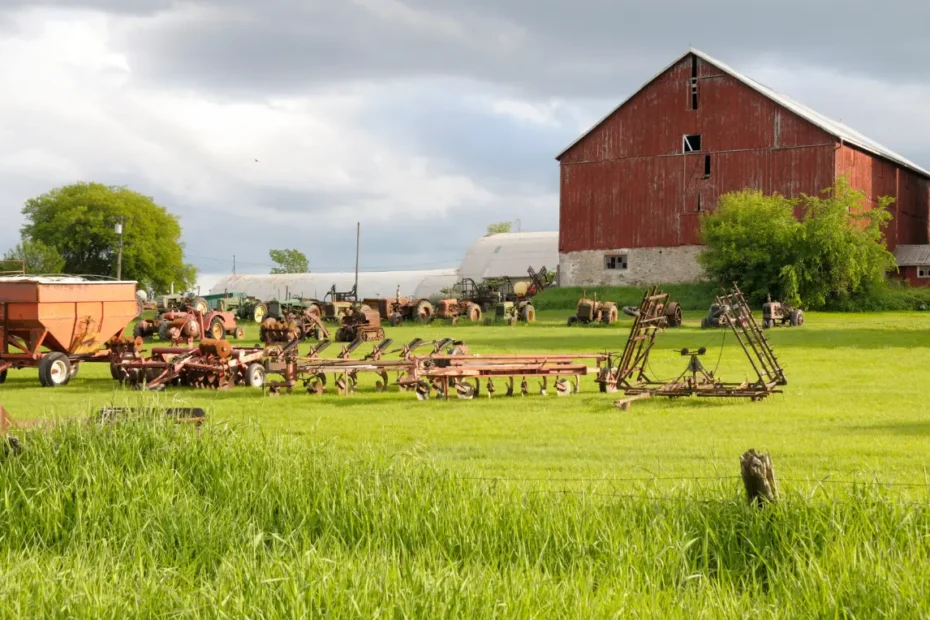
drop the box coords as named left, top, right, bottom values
left=252, top=303, right=267, bottom=323
left=520, top=304, right=536, bottom=323
left=664, top=302, right=682, bottom=328
left=192, top=297, right=209, bottom=314
left=467, top=304, right=481, bottom=322
left=415, top=300, right=433, bottom=322
left=234, top=327, right=244, bottom=339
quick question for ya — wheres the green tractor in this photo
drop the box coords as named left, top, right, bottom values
left=489, top=278, right=536, bottom=325
left=204, top=291, right=269, bottom=324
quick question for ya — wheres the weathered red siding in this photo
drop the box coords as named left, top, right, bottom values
left=898, top=265, right=930, bottom=287
left=833, top=145, right=930, bottom=250
left=559, top=53, right=837, bottom=253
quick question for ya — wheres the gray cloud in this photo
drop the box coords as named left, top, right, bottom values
left=22, top=0, right=922, bottom=100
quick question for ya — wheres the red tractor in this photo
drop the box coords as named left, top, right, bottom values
left=135, top=306, right=243, bottom=344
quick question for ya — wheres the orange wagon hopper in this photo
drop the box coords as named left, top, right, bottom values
left=0, top=276, right=138, bottom=387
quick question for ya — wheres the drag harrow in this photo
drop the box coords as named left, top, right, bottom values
left=607, top=284, right=788, bottom=410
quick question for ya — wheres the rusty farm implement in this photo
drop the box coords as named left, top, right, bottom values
left=597, top=284, right=787, bottom=410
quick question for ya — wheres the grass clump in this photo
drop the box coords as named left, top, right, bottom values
left=0, top=420, right=928, bottom=617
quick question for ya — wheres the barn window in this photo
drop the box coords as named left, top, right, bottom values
left=697, top=194, right=703, bottom=212
left=704, top=155, right=711, bottom=178
left=919, top=267, right=930, bottom=278
left=605, top=254, right=628, bottom=270
left=683, top=134, right=702, bottom=152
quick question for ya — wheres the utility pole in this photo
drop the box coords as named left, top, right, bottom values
left=354, top=221, right=360, bottom=299
left=115, top=216, right=125, bottom=280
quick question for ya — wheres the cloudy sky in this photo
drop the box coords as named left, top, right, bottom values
left=2, top=1, right=929, bottom=291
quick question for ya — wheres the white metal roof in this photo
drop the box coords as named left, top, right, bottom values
left=0, top=275, right=137, bottom=285
left=556, top=48, right=930, bottom=179
left=894, top=245, right=930, bottom=266
left=458, top=232, right=559, bottom=281
left=209, top=269, right=459, bottom=301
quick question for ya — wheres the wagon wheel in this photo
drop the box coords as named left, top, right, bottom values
left=209, top=318, right=225, bottom=340
left=38, top=352, right=72, bottom=388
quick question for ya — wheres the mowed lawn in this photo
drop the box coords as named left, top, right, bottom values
left=3, top=309, right=929, bottom=489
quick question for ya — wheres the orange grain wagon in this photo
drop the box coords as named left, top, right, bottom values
left=0, top=276, right=138, bottom=387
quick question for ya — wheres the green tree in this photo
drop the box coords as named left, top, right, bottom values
left=698, top=176, right=896, bottom=308
left=486, top=221, right=512, bottom=235
left=2, top=238, right=66, bottom=274
left=269, top=248, right=309, bottom=274
left=20, top=182, right=196, bottom=293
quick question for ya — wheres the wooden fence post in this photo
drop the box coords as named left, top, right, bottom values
left=740, top=449, right=778, bottom=507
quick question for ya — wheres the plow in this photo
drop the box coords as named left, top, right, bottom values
left=102, top=282, right=788, bottom=410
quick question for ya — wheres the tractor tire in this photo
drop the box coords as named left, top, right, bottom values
left=467, top=304, right=482, bottom=322
left=158, top=321, right=171, bottom=342
left=209, top=318, right=225, bottom=340
left=790, top=309, right=804, bottom=326
left=245, top=362, right=265, bottom=388
left=622, top=306, right=640, bottom=318
left=665, top=302, right=682, bottom=328
left=414, top=300, right=433, bottom=322
left=389, top=315, right=402, bottom=327
left=252, top=303, right=267, bottom=324
left=0, top=369, right=7, bottom=385
left=234, top=327, right=244, bottom=339
left=604, top=305, right=619, bottom=325
left=38, top=352, right=72, bottom=388
left=567, top=316, right=578, bottom=326
left=763, top=319, right=774, bottom=329
left=192, top=297, right=209, bottom=314
left=133, top=323, right=146, bottom=340
left=520, top=304, right=536, bottom=323
left=701, top=317, right=709, bottom=329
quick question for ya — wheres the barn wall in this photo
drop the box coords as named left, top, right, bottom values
left=558, top=246, right=704, bottom=287
left=558, top=53, right=837, bottom=258
left=833, top=145, right=930, bottom=250
left=897, top=265, right=930, bottom=287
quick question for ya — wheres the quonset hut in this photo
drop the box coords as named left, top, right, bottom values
left=209, top=269, right=459, bottom=301
left=458, top=232, right=559, bottom=283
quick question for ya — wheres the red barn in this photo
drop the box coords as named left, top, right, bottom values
left=556, top=48, right=930, bottom=286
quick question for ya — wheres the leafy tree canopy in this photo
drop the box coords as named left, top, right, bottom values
left=698, top=177, right=896, bottom=308
left=2, top=238, right=65, bottom=275
left=486, top=221, right=512, bottom=235
left=269, top=248, right=309, bottom=274
left=20, top=182, right=196, bottom=293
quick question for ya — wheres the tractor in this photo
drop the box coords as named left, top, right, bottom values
left=490, top=278, right=536, bottom=325
left=155, top=292, right=208, bottom=315
left=322, top=284, right=358, bottom=323
left=434, top=279, right=494, bottom=324
left=335, top=306, right=385, bottom=342
left=762, top=295, right=804, bottom=328
left=701, top=302, right=749, bottom=329
left=136, top=306, right=244, bottom=344
left=364, top=287, right=434, bottom=326
left=567, top=292, right=619, bottom=326
left=205, top=291, right=268, bottom=324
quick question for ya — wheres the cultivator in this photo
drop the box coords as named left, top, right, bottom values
left=604, top=284, right=787, bottom=410
left=110, top=338, right=267, bottom=390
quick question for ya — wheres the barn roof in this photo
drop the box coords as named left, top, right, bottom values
left=894, top=245, right=930, bottom=266
left=556, top=48, right=930, bottom=179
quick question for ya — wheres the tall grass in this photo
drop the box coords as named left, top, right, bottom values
left=1, top=420, right=928, bottom=616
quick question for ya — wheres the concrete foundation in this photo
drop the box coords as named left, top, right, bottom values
left=559, top=246, right=706, bottom=286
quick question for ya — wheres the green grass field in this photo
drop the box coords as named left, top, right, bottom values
left=1, top=310, right=929, bottom=615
